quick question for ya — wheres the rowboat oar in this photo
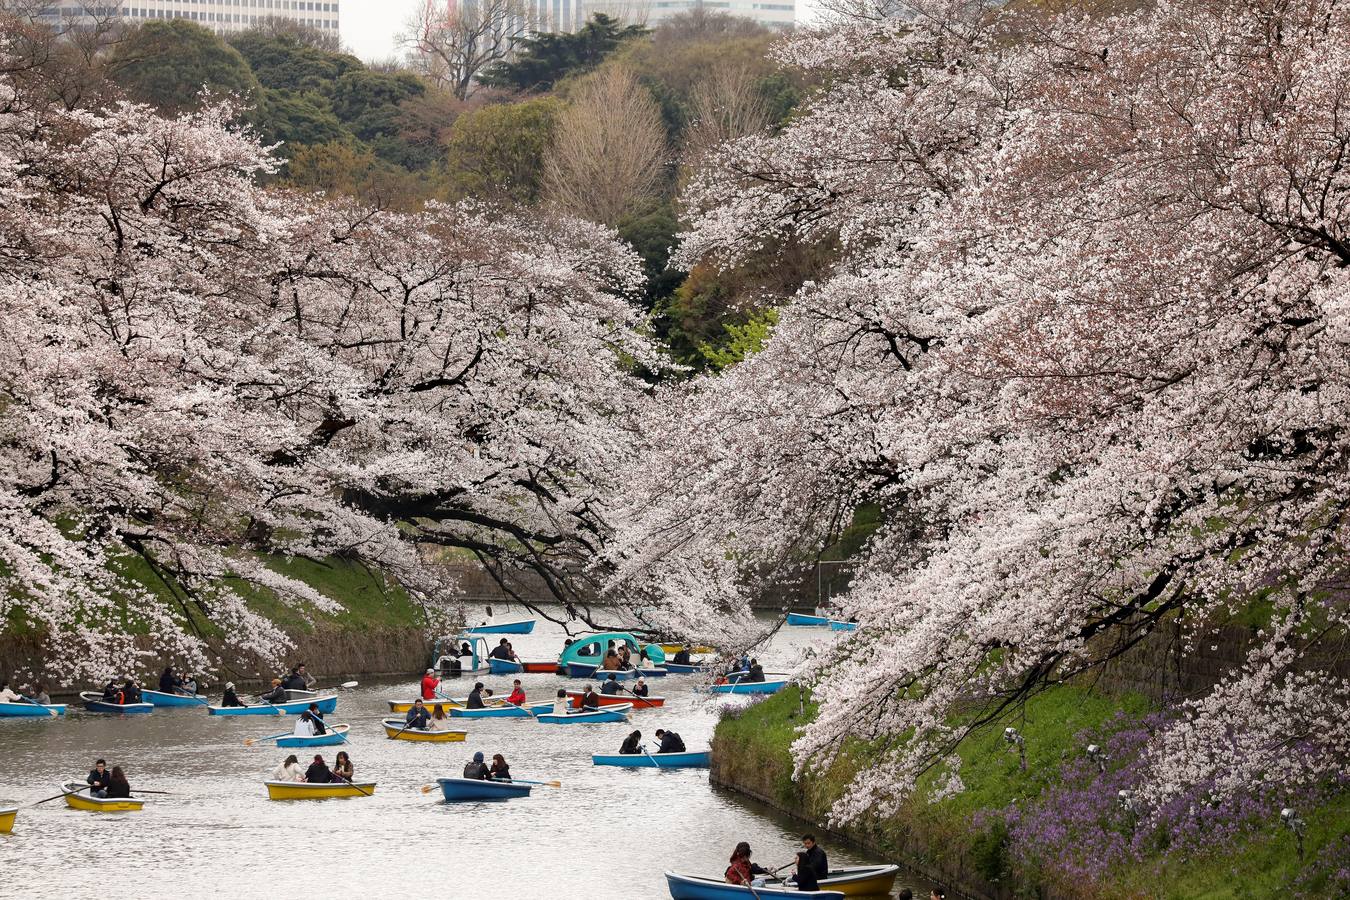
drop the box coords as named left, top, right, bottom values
left=243, top=730, right=291, bottom=747
left=18, top=695, right=59, bottom=717
left=28, top=784, right=92, bottom=807
left=618, top=684, right=659, bottom=710
left=496, top=777, right=561, bottom=788
left=330, top=775, right=372, bottom=797
left=339, top=681, right=359, bottom=689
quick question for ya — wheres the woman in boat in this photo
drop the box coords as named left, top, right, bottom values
left=432, top=703, right=446, bottom=721
left=725, top=842, right=771, bottom=886
left=305, top=704, right=328, bottom=735
left=640, top=646, right=660, bottom=669
left=221, top=682, right=245, bottom=707
left=294, top=711, right=317, bottom=737
left=466, top=682, right=487, bottom=709
left=552, top=689, right=569, bottom=716
left=180, top=674, right=197, bottom=696
left=157, top=665, right=180, bottom=694
left=506, top=680, right=526, bottom=706
left=271, top=754, right=305, bottom=782
left=601, top=649, right=621, bottom=671
left=619, top=730, right=642, bottom=755
left=618, top=646, right=633, bottom=670
left=258, top=678, right=288, bottom=705
left=332, top=751, right=354, bottom=783
left=100, top=679, right=122, bottom=704
left=304, top=755, right=333, bottom=783
left=0, top=681, right=22, bottom=704
left=106, top=766, right=132, bottom=799
left=462, top=751, right=490, bottom=780
left=631, top=677, right=650, bottom=698
left=489, top=753, right=511, bottom=781
left=793, top=850, right=819, bottom=891
left=122, top=678, right=142, bottom=704
left=673, top=645, right=692, bottom=665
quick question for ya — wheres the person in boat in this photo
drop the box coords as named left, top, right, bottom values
left=552, top=689, right=570, bottom=715
left=601, top=648, right=622, bottom=671
left=482, top=605, right=494, bottom=626
left=106, top=766, right=132, bottom=799
left=221, top=682, right=245, bottom=707
left=305, top=703, right=328, bottom=735
left=458, top=641, right=474, bottom=657
left=736, top=653, right=750, bottom=673
left=745, top=659, right=766, bottom=683
left=0, top=681, right=23, bottom=704
left=432, top=703, right=447, bottom=721
left=332, top=751, right=354, bottom=783
left=580, top=686, right=600, bottom=710
left=30, top=683, right=51, bottom=706
left=600, top=673, right=622, bottom=696
left=619, top=730, right=643, bottom=754
left=122, top=678, right=142, bottom=704
left=420, top=668, right=441, bottom=701
left=799, top=834, right=828, bottom=882
left=86, top=759, right=112, bottom=798
left=258, top=678, right=288, bottom=705
left=405, top=699, right=432, bottom=730
left=489, top=753, right=511, bottom=781
left=673, top=645, right=692, bottom=665
left=281, top=664, right=314, bottom=692
left=631, top=677, right=650, bottom=698
left=158, top=665, right=181, bottom=694
left=272, top=754, right=305, bottom=782
left=655, top=729, right=686, bottom=753
left=100, top=679, right=122, bottom=703
left=793, top=850, right=820, bottom=891
left=466, top=682, right=487, bottom=709
left=725, top=842, right=772, bottom=886
left=489, top=639, right=514, bottom=661
left=930, top=890, right=946, bottom=900
left=180, top=674, right=197, bottom=696
left=294, top=711, right=317, bottom=737
left=463, top=751, right=490, bottom=780
left=506, top=680, right=526, bottom=706
left=305, top=754, right=334, bottom=783
left=618, top=645, right=633, bottom=670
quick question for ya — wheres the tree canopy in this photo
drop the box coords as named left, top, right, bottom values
left=480, top=14, right=647, bottom=93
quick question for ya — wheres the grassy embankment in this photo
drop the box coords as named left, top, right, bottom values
left=713, top=685, right=1350, bottom=898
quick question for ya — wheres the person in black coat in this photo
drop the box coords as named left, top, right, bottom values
left=86, top=759, right=112, bottom=798
left=405, top=700, right=431, bottom=729
left=600, top=674, right=622, bottom=695
left=221, top=682, right=245, bottom=707
left=580, top=687, right=600, bottom=710
left=105, top=766, right=132, bottom=799
left=463, top=751, right=490, bottom=780
left=489, top=639, right=514, bottom=661
left=305, top=704, right=327, bottom=735
left=793, top=851, right=819, bottom=891
left=745, top=660, right=766, bottom=683
left=158, top=665, right=180, bottom=694
left=631, top=678, right=650, bottom=698
left=619, top=730, right=642, bottom=754
left=800, top=835, right=829, bottom=880
left=305, top=755, right=333, bottom=783
left=466, top=682, right=486, bottom=709
left=673, top=646, right=692, bottom=665
left=655, top=729, right=686, bottom=753
left=259, top=679, right=288, bottom=704
left=122, top=679, right=142, bottom=704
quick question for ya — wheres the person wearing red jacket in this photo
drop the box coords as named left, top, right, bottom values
left=420, top=668, right=440, bottom=701
left=506, top=680, right=526, bottom=706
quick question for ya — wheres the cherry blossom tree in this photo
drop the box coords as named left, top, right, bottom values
left=610, top=0, right=1350, bottom=820
left=0, top=54, right=655, bottom=682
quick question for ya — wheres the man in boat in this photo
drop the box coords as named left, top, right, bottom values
left=489, top=638, right=514, bottom=661
left=86, top=759, right=112, bottom=798
left=405, top=698, right=432, bottom=730
left=0, top=681, right=23, bottom=704
left=466, top=681, right=487, bottom=709
left=655, top=729, right=686, bottom=753
left=799, top=834, right=829, bottom=882
left=580, top=685, right=600, bottom=710
left=221, top=682, right=245, bottom=707
left=158, top=665, right=181, bottom=694
left=673, top=645, right=692, bottom=665
left=30, top=683, right=51, bottom=705
left=506, top=680, right=526, bottom=706
left=463, top=751, right=490, bottom=780
left=305, top=703, right=328, bottom=735
left=420, top=668, right=441, bottom=701
left=619, top=730, right=643, bottom=754
left=258, top=678, right=288, bottom=705
left=745, top=659, right=766, bottom=683
left=281, top=664, right=315, bottom=692
left=122, top=677, right=142, bottom=704
left=100, top=678, right=122, bottom=703
left=600, top=673, right=622, bottom=696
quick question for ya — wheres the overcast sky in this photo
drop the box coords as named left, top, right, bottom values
left=341, top=0, right=425, bottom=62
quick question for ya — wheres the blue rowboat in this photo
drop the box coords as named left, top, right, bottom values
left=829, top=620, right=858, bottom=631
left=488, top=657, right=523, bottom=675
left=0, top=701, right=66, bottom=717
left=592, top=750, right=711, bottom=768
left=142, top=689, right=209, bottom=708
left=592, top=669, right=638, bottom=682
left=709, top=678, right=789, bottom=695
left=662, top=662, right=708, bottom=675
left=79, top=692, right=153, bottom=714
left=786, top=612, right=830, bottom=626
left=487, top=657, right=558, bottom=675
left=450, top=702, right=552, bottom=719
left=436, top=777, right=532, bottom=802
left=535, top=704, right=631, bottom=724
left=637, top=666, right=668, bottom=677
left=464, top=617, right=535, bottom=635
left=567, top=661, right=599, bottom=678
left=206, top=694, right=338, bottom=716
left=665, top=872, right=844, bottom=899
left=276, top=724, right=350, bottom=748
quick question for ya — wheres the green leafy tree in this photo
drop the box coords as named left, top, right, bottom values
left=229, top=31, right=363, bottom=95
left=258, top=88, right=349, bottom=151
left=107, top=20, right=260, bottom=112
left=480, top=14, right=647, bottom=93
left=444, top=98, right=561, bottom=203
left=329, top=69, right=425, bottom=140
left=616, top=202, right=684, bottom=310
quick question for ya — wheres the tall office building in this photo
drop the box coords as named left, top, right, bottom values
left=22, top=1, right=340, bottom=35
left=585, top=0, right=795, bottom=30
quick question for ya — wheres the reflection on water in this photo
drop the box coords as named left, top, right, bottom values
left=0, top=613, right=934, bottom=899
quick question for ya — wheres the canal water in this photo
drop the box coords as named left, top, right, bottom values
left=0, top=613, right=936, bottom=899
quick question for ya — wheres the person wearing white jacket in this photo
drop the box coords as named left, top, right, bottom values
left=271, top=755, right=305, bottom=782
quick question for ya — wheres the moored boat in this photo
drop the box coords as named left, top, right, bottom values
left=436, top=776, right=532, bottom=801
left=265, top=780, right=375, bottom=800
left=60, top=782, right=144, bottom=812
left=0, top=806, right=15, bottom=833
left=0, top=700, right=66, bottom=717
left=709, top=678, right=790, bottom=695
left=276, top=724, right=350, bottom=748
left=592, top=750, right=710, bottom=768
left=79, top=692, right=153, bottom=714
left=464, top=617, right=535, bottom=635
left=829, top=621, right=858, bottom=631
left=487, top=657, right=557, bottom=675
left=386, top=697, right=460, bottom=714
left=381, top=718, right=467, bottom=741
left=535, top=703, right=631, bottom=724
left=665, top=872, right=844, bottom=899
left=206, top=694, right=338, bottom=716
left=786, top=612, right=830, bottom=626
left=662, top=662, right=709, bottom=675
left=566, top=661, right=599, bottom=678
left=567, top=690, right=664, bottom=709
left=142, top=689, right=209, bottom=708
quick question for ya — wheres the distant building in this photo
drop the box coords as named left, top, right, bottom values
left=19, top=1, right=339, bottom=35
left=585, top=0, right=795, bottom=31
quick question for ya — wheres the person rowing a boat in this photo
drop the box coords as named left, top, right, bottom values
left=157, top=665, right=181, bottom=695
left=600, top=673, right=622, bottom=696
left=463, top=751, right=490, bottom=780
left=405, top=699, right=432, bottom=730
left=466, top=682, right=487, bottom=709
left=725, top=842, right=772, bottom=886
left=258, top=678, right=288, bottom=705
left=506, top=680, right=526, bottom=706
left=272, top=754, right=305, bottom=782
left=86, top=759, right=112, bottom=798
left=332, top=751, right=354, bottom=783
left=281, top=664, right=315, bottom=692
left=305, top=704, right=328, bottom=735
left=580, top=686, right=600, bottom=711
left=744, top=659, right=766, bottom=683
left=420, top=668, right=440, bottom=701
left=655, top=729, right=686, bottom=753
left=619, top=730, right=643, bottom=754
left=221, top=682, right=245, bottom=707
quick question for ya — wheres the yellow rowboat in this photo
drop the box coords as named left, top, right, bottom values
left=386, top=698, right=462, bottom=714
left=381, top=718, right=467, bottom=742
left=265, top=781, right=376, bottom=800
left=0, top=806, right=16, bottom=833
left=658, top=643, right=715, bottom=655
left=813, top=865, right=901, bottom=896
left=59, top=782, right=144, bottom=812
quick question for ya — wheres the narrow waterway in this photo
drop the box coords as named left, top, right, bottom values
left=0, top=614, right=935, bottom=899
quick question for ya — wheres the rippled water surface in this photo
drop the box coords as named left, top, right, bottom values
left=0, top=613, right=933, bottom=899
